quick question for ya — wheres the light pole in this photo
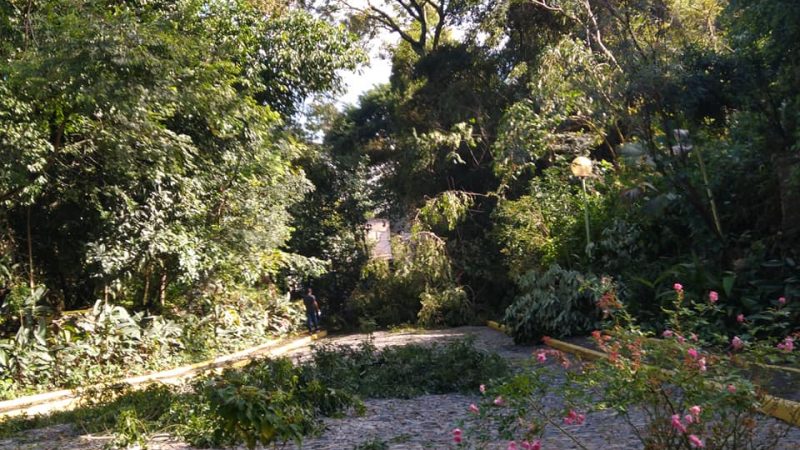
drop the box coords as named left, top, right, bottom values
left=570, top=156, right=593, bottom=256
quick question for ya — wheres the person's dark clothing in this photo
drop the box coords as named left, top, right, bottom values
left=302, top=293, right=319, bottom=332
left=302, top=293, right=317, bottom=311
left=306, top=310, right=319, bottom=333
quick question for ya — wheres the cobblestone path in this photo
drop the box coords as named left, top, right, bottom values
left=1, top=326, right=798, bottom=449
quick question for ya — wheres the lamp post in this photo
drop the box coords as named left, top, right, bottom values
left=570, top=156, right=593, bottom=256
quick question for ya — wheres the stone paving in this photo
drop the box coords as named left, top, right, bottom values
left=1, top=326, right=798, bottom=449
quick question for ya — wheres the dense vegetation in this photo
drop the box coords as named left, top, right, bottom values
left=0, top=0, right=362, bottom=397
left=0, top=338, right=507, bottom=448
left=1, top=0, right=799, bottom=406
left=300, top=0, right=800, bottom=342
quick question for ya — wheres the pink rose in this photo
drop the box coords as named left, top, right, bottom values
left=685, top=414, right=694, bottom=424
left=452, top=428, right=462, bottom=444
left=564, top=409, right=585, bottom=425
left=479, top=384, right=486, bottom=394
left=687, top=348, right=699, bottom=359
left=507, top=442, right=517, bottom=450
left=689, top=405, right=702, bottom=418
left=493, top=396, right=505, bottom=406
left=663, top=330, right=674, bottom=338
left=777, top=337, right=794, bottom=352
left=522, top=441, right=541, bottom=450
left=731, top=336, right=744, bottom=351
left=536, top=351, right=547, bottom=363
left=677, top=334, right=686, bottom=344
left=727, top=384, right=736, bottom=393
left=673, top=283, right=684, bottom=291
left=709, top=291, right=719, bottom=303
left=697, top=357, right=707, bottom=372
left=469, top=403, right=479, bottom=414
left=690, top=333, right=698, bottom=342
left=688, top=434, right=704, bottom=448
left=737, top=314, right=745, bottom=323
left=671, top=414, right=687, bottom=434
left=778, top=296, right=787, bottom=305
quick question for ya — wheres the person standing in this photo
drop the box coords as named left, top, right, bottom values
left=302, top=287, right=320, bottom=333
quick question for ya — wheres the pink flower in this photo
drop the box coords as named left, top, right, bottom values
left=727, top=384, right=736, bottom=393
left=677, top=334, right=686, bottom=344
left=563, top=409, right=586, bottom=425
left=687, top=348, right=699, bottom=359
left=737, top=314, right=745, bottom=323
left=685, top=414, right=694, bottom=424
left=709, top=291, right=719, bottom=303
left=688, top=434, right=704, bottom=448
left=777, top=337, right=795, bottom=352
left=493, top=396, right=505, bottom=406
left=479, top=384, right=486, bottom=394
left=507, top=442, right=517, bottom=450
left=689, top=405, right=702, bottom=418
left=697, top=357, right=707, bottom=372
left=522, top=441, right=541, bottom=450
left=469, top=403, right=479, bottom=414
left=731, top=336, right=744, bottom=351
left=663, top=330, right=674, bottom=338
left=452, top=428, right=462, bottom=444
left=671, top=414, right=687, bottom=433
left=674, top=283, right=684, bottom=291
left=778, top=296, right=787, bottom=305
left=690, top=333, right=698, bottom=342
left=536, top=351, right=547, bottom=363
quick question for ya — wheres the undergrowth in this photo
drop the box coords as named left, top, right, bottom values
left=0, top=338, right=508, bottom=449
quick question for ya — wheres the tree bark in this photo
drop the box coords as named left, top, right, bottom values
left=142, top=265, right=151, bottom=307
left=158, top=271, right=167, bottom=307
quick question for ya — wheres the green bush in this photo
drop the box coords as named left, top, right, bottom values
left=0, top=287, right=305, bottom=400
left=504, top=264, right=602, bottom=342
left=0, top=338, right=506, bottom=448
left=417, top=286, right=474, bottom=327
left=307, top=337, right=509, bottom=398
left=349, top=234, right=470, bottom=328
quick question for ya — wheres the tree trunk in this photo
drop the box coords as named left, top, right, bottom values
left=158, top=271, right=167, bottom=307
left=142, top=265, right=151, bottom=307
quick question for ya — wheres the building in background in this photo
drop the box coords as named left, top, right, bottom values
left=365, top=219, right=392, bottom=260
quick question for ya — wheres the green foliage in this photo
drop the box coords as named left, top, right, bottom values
left=417, top=286, right=474, bottom=327
left=306, top=337, right=509, bottom=399
left=464, top=287, right=792, bottom=450
left=350, top=232, right=472, bottom=328
left=0, top=0, right=364, bottom=319
left=194, top=358, right=361, bottom=449
left=504, top=265, right=603, bottom=342
left=418, top=191, right=474, bottom=232
left=0, top=338, right=506, bottom=448
left=0, top=289, right=305, bottom=400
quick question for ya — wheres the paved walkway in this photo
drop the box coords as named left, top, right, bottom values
left=1, top=327, right=798, bottom=449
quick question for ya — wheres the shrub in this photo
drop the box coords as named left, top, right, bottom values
left=417, top=286, right=474, bottom=327
left=0, top=338, right=508, bottom=448
left=349, top=234, right=469, bottom=328
left=461, top=284, right=795, bottom=450
left=307, top=337, right=510, bottom=398
left=504, top=265, right=603, bottom=342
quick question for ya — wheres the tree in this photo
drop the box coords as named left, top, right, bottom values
left=0, top=0, right=364, bottom=309
left=335, top=0, right=480, bottom=56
